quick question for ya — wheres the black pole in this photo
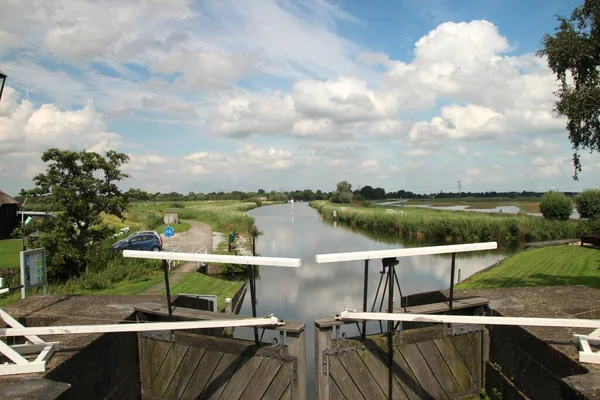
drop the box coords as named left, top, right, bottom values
left=387, top=263, right=394, bottom=400
left=449, top=252, right=456, bottom=311
left=162, top=259, right=172, bottom=317
left=362, top=259, right=369, bottom=341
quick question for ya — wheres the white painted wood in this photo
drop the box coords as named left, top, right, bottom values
left=580, top=339, right=593, bottom=354
left=0, top=316, right=282, bottom=337
left=0, top=362, right=47, bottom=375
left=579, top=351, right=600, bottom=364
left=0, top=309, right=44, bottom=344
left=338, top=310, right=600, bottom=329
left=10, top=342, right=60, bottom=355
left=35, top=343, right=57, bottom=364
left=0, top=340, right=29, bottom=365
left=315, top=242, right=498, bottom=263
left=123, top=250, right=302, bottom=267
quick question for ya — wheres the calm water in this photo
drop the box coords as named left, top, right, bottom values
left=234, top=202, right=510, bottom=397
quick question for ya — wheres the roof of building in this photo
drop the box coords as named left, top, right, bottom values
left=0, top=190, right=20, bottom=206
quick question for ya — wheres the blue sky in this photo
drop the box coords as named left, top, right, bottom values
left=1, top=0, right=598, bottom=195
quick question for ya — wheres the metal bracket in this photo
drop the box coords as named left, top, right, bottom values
left=321, top=346, right=357, bottom=375
left=143, top=330, right=172, bottom=341
left=262, top=345, right=299, bottom=382
left=446, top=323, right=482, bottom=336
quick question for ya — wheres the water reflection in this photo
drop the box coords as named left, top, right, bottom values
left=235, top=203, right=512, bottom=397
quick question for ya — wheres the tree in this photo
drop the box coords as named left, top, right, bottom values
left=574, top=188, right=600, bottom=219
left=539, top=191, right=573, bottom=221
left=21, top=149, right=130, bottom=278
left=539, top=0, right=600, bottom=178
left=331, top=181, right=353, bottom=203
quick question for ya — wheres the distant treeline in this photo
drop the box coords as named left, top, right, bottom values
left=14, top=187, right=572, bottom=211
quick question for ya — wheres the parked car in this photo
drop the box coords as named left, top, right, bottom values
left=111, top=232, right=162, bottom=251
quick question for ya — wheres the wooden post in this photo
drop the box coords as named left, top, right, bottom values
left=284, top=323, right=306, bottom=400
left=315, top=320, right=333, bottom=399
left=223, top=298, right=233, bottom=337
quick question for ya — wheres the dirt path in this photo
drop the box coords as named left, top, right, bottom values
left=144, top=220, right=224, bottom=294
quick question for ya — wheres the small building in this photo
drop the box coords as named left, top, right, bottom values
left=0, top=190, right=21, bottom=240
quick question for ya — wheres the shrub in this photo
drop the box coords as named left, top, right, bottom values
left=574, top=189, right=600, bottom=220
left=539, top=191, right=572, bottom=221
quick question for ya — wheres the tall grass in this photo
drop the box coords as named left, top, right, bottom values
left=311, top=201, right=593, bottom=246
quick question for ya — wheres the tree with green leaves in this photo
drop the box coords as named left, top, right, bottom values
left=539, top=0, right=600, bottom=178
left=331, top=181, right=353, bottom=203
left=20, top=149, right=130, bottom=278
left=574, top=188, right=600, bottom=219
left=539, top=191, right=573, bottom=221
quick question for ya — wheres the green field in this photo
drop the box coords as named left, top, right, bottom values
left=0, top=239, right=21, bottom=268
left=167, top=272, right=244, bottom=311
left=456, top=246, right=600, bottom=290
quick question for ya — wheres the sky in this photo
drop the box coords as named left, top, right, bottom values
left=1, top=0, right=599, bottom=196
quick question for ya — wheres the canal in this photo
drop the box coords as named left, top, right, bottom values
left=236, top=202, right=510, bottom=397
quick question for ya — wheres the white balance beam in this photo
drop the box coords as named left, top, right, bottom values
left=0, top=316, right=282, bottom=337
left=338, top=310, right=600, bottom=329
left=315, top=242, right=498, bottom=263
left=124, top=250, right=302, bottom=268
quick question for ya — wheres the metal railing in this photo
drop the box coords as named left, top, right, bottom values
left=166, top=246, right=182, bottom=270
left=196, top=246, right=208, bottom=268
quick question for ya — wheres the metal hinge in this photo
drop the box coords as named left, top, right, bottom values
left=321, top=346, right=357, bottom=375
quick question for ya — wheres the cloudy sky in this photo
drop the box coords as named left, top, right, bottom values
left=1, top=0, right=599, bottom=196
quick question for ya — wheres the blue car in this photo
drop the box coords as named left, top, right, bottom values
left=111, top=232, right=162, bottom=251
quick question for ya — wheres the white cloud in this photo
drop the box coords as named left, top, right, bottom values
left=404, top=148, right=431, bottom=157
left=454, top=145, right=467, bottom=155
left=466, top=168, right=482, bottom=177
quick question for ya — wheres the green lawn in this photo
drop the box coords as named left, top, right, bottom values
left=166, top=272, right=244, bottom=311
left=456, top=245, right=600, bottom=290
left=0, top=239, right=22, bottom=268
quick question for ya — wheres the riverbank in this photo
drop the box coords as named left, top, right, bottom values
left=311, top=200, right=596, bottom=246
left=456, top=244, right=600, bottom=290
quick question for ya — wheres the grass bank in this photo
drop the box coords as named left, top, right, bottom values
left=166, top=272, right=244, bottom=311
left=311, top=201, right=595, bottom=246
left=0, top=239, right=21, bottom=268
left=455, top=245, right=600, bottom=290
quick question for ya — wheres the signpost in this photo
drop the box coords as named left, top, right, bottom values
left=163, top=226, right=174, bottom=238
left=20, top=248, right=48, bottom=299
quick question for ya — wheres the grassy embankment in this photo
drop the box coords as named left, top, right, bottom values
left=0, top=200, right=263, bottom=305
left=311, top=200, right=595, bottom=246
left=0, top=239, right=21, bottom=269
left=456, top=245, right=600, bottom=290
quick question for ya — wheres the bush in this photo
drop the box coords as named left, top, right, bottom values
left=540, top=191, right=572, bottom=221
left=574, top=189, right=600, bottom=220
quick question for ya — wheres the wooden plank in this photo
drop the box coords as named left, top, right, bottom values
left=328, top=355, right=365, bottom=400
left=450, top=334, right=475, bottom=378
left=201, top=353, right=245, bottom=400
left=471, top=331, right=483, bottom=391
left=416, top=340, right=461, bottom=396
left=261, top=359, right=291, bottom=400
left=433, top=337, right=473, bottom=392
left=163, top=346, right=206, bottom=399
left=240, top=357, right=283, bottom=399
left=329, top=377, right=346, bottom=400
left=315, top=317, right=345, bottom=328
left=315, top=326, right=332, bottom=399
left=139, top=337, right=156, bottom=396
left=398, top=343, right=449, bottom=400
left=281, top=383, right=292, bottom=400
left=175, top=331, right=255, bottom=355
left=180, top=350, right=224, bottom=399
left=337, top=351, right=387, bottom=400
left=216, top=355, right=264, bottom=400
left=151, top=343, right=189, bottom=398
left=395, top=297, right=489, bottom=314
left=389, top=347, right=430, bottom=400
left=149, top=340, right=172, bottom=384
left=356, top=347, right=408, bottom=400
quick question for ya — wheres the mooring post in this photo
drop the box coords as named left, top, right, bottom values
left=284, top=323, right=306, bottom=400
left=314, top=320, right=333, bottom=399
left=362, top=259, right=369, bottom=341
left=162, top=259, right=172, bottom=317
left=248, top=265, right=259, bottom=346
left=449, top=252, right=456, bottom=311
